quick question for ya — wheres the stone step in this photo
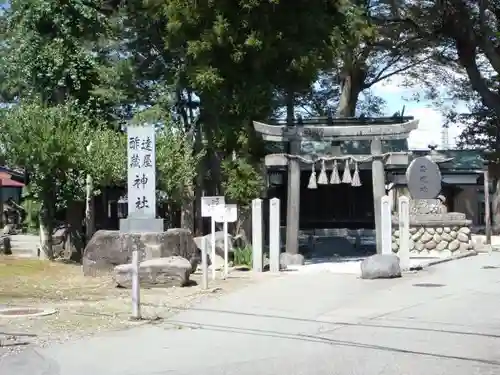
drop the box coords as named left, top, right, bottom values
left=9, top=235, right=40, bottom=243
left=3, top=235, right=39, bottom=257
left=10, top=248, right=38, bottom=257
left=10, top=240, right=39, bottom=247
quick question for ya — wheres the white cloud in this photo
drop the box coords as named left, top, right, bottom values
left=405, top=107, right=463, bottom=150
left=371, top=77, right=408, bottom=95
left=370, top=74, right=469, bottom=150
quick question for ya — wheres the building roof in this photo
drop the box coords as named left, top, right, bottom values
left=411, top=149, right=484, bottom=171
left=0, top=171, right=25, bottom=187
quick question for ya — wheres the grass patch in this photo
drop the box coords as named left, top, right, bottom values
left=0, top=256, right=119, bottom=303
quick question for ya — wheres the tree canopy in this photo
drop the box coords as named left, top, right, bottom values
left=2, top=0, right=500, bottom=243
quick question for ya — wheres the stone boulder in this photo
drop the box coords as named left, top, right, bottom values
left=52, top=224, right=85, bottom=262
left=2, top=224, right=15, bottom=235
left=113, top=256, right=193, bottom=288
left=193, top=231, right=234, bottom=270
left=83, top=228, right=199, bottom=276
left=0, top=235, right=11, bottom=255
left=279, top=252, right=305, bottom=266
left=360, top=254, right=402, bottom=280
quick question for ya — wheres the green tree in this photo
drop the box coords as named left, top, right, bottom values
left=221, top=157, right=264, bottom=240
left=1, top=0, right=109, bottom=103
left=0, top=102, right=125, bottom=258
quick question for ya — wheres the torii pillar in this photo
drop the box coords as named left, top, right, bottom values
left=286, top=139, right=301, bottom=257
left=371, top=138, right=386, bottom=254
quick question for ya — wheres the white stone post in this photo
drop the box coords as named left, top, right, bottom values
left=131, top=247, right=140, bottom=319
left=252, top=198, right=263, bottom=272
left=398, top=196, right=410, bottom=270
left=201, top=235, right=208, bottom=290
left=269, top=198, right=280, bottom=273
left=381, top=195, right=392, bottom=255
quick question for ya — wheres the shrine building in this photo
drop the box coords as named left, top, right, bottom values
left=253, top=116, right=487, bottom=262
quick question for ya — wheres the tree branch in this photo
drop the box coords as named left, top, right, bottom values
left=366, top=55, right=433, bottom=87
left=455, top=34, right=500, bottom=116
left=476, top=0, right=500, bottom=75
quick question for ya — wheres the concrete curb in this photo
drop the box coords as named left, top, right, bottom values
left=0, top=307, right=57, bottom=318
left=416, top=250, right=478, bottom=269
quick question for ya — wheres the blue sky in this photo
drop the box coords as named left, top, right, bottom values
left=370, top=77, right=467, bottom=150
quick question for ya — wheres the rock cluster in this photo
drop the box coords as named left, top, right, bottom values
left=83, top=228, right=199, bottom=276
left=391, top=225, right=473, bottom=257
left=113, top=256, right=193, bottom=288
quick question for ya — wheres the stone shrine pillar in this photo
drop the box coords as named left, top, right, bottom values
left=286, top=140, right=301, bottom=256
left=371, top=138, right=386, bottom=254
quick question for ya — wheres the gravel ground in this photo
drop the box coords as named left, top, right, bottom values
left=0, top=269, right=275, bottom=358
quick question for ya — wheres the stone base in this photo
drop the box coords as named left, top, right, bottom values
left=119, top=218, right=164, bottom=233
left=392, top=224, right=473, bottom=258
left=279, top=252, right=305, bottom=266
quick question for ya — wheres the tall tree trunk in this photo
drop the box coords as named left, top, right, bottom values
left=194, top=125, right=204, bottom=235
left=180, top=189, right=195, bottom=231
left=336, top=65, right=366, bottom=117
left=491, top=178, right=500, bottom=233
left=180, top=91, right=197, bottom=233
left=39, top=194, right=55, bottom=260
left=85, top=172, right=95, bottom=241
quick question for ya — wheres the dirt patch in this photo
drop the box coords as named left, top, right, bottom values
left=0, top=256, right=277, bottom=357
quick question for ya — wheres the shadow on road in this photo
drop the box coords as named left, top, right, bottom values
left=164, top=318, right=500, bottom=367
left=143, top=303, right=500, bottom=339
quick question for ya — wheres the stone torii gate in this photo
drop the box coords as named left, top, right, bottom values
left=253, top=116, right=419, bottom=264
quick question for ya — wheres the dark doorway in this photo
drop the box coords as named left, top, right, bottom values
left=299, top=170, right=374, bottom=230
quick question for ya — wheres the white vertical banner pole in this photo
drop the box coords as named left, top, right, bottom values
left=269, top=198, right=280, bottom=273
left=252, top=198, right=263, bottom=272
left=223, top=220, right=229, bottom=279
left=131, top=248, right=140, bottom=319
left=398, top=196, right=410, bottom=271
left=211, top=217, right=216, bottom=281
left=201, top=235, right=208, bottom=290
left=380, top=195, right=392, bottom=255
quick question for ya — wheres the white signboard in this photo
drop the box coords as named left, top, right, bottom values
left=214, top=204, right=238, bottom=223
left=127, top=125, right=156, bottom=218
left=201, top=196, right=225, bottom=217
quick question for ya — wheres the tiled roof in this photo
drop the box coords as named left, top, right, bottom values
left=411, top=150, right=484, bottom=170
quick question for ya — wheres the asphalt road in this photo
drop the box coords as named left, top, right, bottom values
left=2, top=253, right=500, bottom=375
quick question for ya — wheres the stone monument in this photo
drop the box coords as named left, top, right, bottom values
left=391, top=152, right=474, bottom=258
left=83, top=124, right=200, bottom=277
left=120, top=124, right=164, bottom=232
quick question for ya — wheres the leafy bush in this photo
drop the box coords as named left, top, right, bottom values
left=221, top=158, right=263, bottom=209
left=233, top=245, right=253, bottom=268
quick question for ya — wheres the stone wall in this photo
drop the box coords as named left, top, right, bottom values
left=391, top=225, right=473, bottom=258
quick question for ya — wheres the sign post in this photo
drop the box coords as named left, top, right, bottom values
left=202, top=196, right=225, bottom=280
left=214, top=204, right=238, bottom=278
